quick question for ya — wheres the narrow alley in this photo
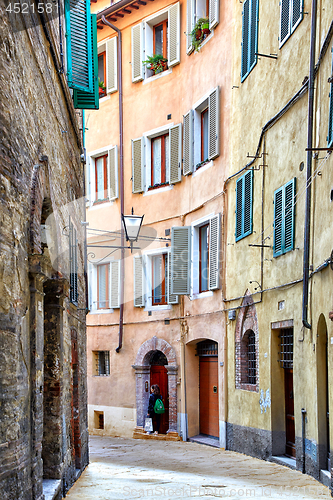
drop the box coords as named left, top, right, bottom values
left=65, top=437, right=330, bottom=499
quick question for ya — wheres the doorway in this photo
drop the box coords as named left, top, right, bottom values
left=197, top=340, right=219, bottom=438
left=150, top=351, right=169, bottom=434
left=280, top=328, right=295, bottom=458
left=317, top=314, right=330, bottom=471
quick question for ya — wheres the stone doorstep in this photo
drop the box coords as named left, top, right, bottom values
left=43, top=479, right=62, bottom=500
left=320, top=469, right=331, bottom=488
left=270, top=455, right=297, bottom=470
left=133, top=427, right=182, bottom=441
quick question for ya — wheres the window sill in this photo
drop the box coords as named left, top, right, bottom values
left=99, top=94, right=110, bottom=103
left=88, top=200, right=114, bottom=210
left=89, top=308, right=114, bottom=315
left=190, top=290, right=214, bottom=301
left=143, top=68, right=172, bottom=85
left=193, top=160, right=213, bottom=177
left=144, top=304, right=172, bottom=312
left=237, top=384, right=259, bottom=393
left=92, top=374, right=110, bottom=377
left=143, top=184, right=173, bottom=196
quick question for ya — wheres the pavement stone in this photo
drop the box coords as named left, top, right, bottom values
left=65, top=436, right=331, bottom=500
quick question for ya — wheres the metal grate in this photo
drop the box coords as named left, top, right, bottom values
left=247, top=331, right=256, bottom=384
left=278, top=328, right=293, bottom=368
left=196, top=340, right=218, bottom=357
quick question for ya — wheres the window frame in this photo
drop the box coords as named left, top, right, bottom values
left=152, top=253, right=168, bottom=305
left=98, top=51, right=107, bottom=98
left=97, top=263, right=110, bottom=310
left=153, top=20, right=168, bottom=59
left=93, top=350, right=110, bottom=376
left=199, top=223, right=209, bottom=293
left=94, top=154, right=108, bottom=203
left=201, top=107, right=209, bottom=163
left=86, top=145, right=118, bottom=207
left=139, top=248, right=175, bottom=311
left=150, top=132, right=169, bottom=188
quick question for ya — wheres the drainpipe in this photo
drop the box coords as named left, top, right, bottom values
left=302, top=0, right=317, bottom=330
left=301, top=408, right=307, bottom=473
left=101, top=16, right=125, bottom=352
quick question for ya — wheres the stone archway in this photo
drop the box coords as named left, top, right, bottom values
left=132, top=336, right=178, bottom=435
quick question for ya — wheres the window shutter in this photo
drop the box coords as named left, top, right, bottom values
left=73, top=14, right=99, bottom=109
left=168, top=2, right=180, bottom=67
left=88, top=265, right=94, bottom=311
left=167, top=254, right=178, bottom=304
left=280, top=0, right=291, bottom=47
left=284, top=178, right=296, bottom=253
left=132, top=23, right=144, bottom=83
left=183, top=110, right=193, bottom=175
left=65, top=0, right=93, bottom=92
left=209, top=214, right=220, bottom=290
left=241, top=0, right=250, bottom=80
left=110, top=260, right=120, bottom=308
left=134, top=256, right=145, bottom=307
left=86, top=157, right=92, bottom=206
left=235, top=176, right=243, bottom=241
left=291, top=0, right=303, bottom=31
left=243, top=169, right=253, bottom=236
left=209, top=0, right=219, bottom=30
left=171, top=227, right=191, bottom=295
left=108, top=146, right=118, bottom=200
left=132, top=138, right=144, bottom=193
left=186, top=0, right=194, bottom=54
left=273, top=187, right=284, bottom=257
left=106, top=37, right=118, bottom=94
left=328, top=54, right=333, bottom=147
left=249, top=0, right=259, bottom=72
left=169, top=124, right=182, bottom=184
left=208, top=87, right=220, bottom=160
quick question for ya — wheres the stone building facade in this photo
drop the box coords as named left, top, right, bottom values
left=0, top=1, right=89, bottom=498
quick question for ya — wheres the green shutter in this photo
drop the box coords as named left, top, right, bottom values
left=280, top=0, right=290, bottom=47
left=73, top=14, right=99, bottom=109
left=328, top=51, right=333, bottom=147
left=65, top=0, right=93, bottom=93
left=241, top=0, right=250, bottom=81
left=291, top=0, right=303, bottom=31
left=235, top=170, right=253, bottom=241
left=284, top=178, right=296, bottom=253
left=235, top=176, right=243, bottom=240
left=273, top=186, right=283, bottom=257
left=241, top=0, right=258, bottom=82
left=249, top=0, right=259, bottom=72
left=171, top=227, right=191, bottom=295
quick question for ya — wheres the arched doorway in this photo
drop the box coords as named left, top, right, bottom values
left=317, top=314, right=330, bottom=471
left=149, top=351, right=169, bottom=434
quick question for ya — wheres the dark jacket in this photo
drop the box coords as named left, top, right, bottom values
left=148, top=393, right=162, bottom=415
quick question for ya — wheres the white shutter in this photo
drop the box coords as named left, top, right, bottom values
left=110, top=260, right=120, bottom=308
left=134, top=255, right=145, bottom=307
left=168, top=2, right=180, bottom=67
left=208, top=214, right=220, bottom=290
left=209, top=0, right=219, bottom=29
left=132, top=137, right=144, bottom=193
left=106, top=37, right=118, bottom=93
left=186, top=0, right=194, bottom=54
left=171, top=227, right=191, bottom=295
left=88, top=265, right=94, bottom=311
left=169, top=124, right=182, bottom=184
left=132, top=23, right=144, bottom=83
left=183, top=110, right=193, bottom=176
left=167, top=254, right=178, bottom=304
left=108, top=146, right=118, bottom=200
left=208, top=87, right=220, bottom=160
left=86, top=157, right=92, bottom=206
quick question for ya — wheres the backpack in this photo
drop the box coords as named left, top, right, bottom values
left=154, top=397, right=165, bottom=414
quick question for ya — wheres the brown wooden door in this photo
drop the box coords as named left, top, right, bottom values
left=199, top=356, right=219, bottom=437
left=150, top=365, right=169, bottom=434
left=285, top=368, right=295, bottom=457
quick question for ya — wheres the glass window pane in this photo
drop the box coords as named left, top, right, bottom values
left=98, top=265, right=108, bottom=308
left=154, top=24, right=163, bottom=56
left=152, top=138, right=162, bottom=185
left=153, top=255, right=163, bottom=303
left=200, top=225, right=209, bottom=292
left=165, top=135, right=169, bottom=182
left=98, top=54, right=105, bottom=84
left=202, top=109, right=209, bottom=161
left=96, top=157, right=105, bottom=199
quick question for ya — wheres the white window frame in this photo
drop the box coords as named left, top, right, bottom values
left=192, top=89, right=216, bottom=172
left=144, top=247, right=172, bottom=312
left=86, top=145, right=118, bottom=208
left=190, top=213, right=215, bottom=299
left=142, top=124, right=175, bottom=193
left=88, top=261, right=113, bottom=314
left=97, top=37, right=117, bottom=97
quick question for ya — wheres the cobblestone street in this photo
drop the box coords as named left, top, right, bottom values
left=65, top=436, right=331, bottom=499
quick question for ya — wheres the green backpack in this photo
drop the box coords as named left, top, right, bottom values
left=154, top=397, right=165, bottom=414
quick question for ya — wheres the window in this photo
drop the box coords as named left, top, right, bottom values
left=241, top=0, right=259, bottom=82
left=97, top=264, right=109, bottom=309
left=328, top=51, right=333, bottom=147
left=273, top=178, right=296, bottom=257
left=133, top=251, right=178, bottom=309
left=86, top=146, right=118, bottom=205
left=186, top=0, right=219, bottom=54
left=131, top=3, right=180, bottom=83
left=240, top=330, right=257, bottom=385
left=69, top=217, right=78, bottom=305
left=199, top=224, right=209, bottom=292
left=97, top=38, right=118, bottom=94
left=279, top=0, right=303, bottom=48
left=98, top=52, right=106, bottom=97
left=93, top=351, right=110, bottom=376
left=235, top=169, right=253, bottom=241
left=94, top=411, right=105, bottom=429
left=151, top=133, right=169, bottom=188
left=183, top=87, right=220, bottom=175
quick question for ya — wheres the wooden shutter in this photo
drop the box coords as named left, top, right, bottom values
left=88, top=265, right=94, bottom=311
left=235, top=170, right=253, bottom=241
left=110, top=260, right=120, bottom=308
left=273, top=186, right=284, bottom=257
left=171, top=227, right=191, bottom=295
left=208, top=87, right=220, bottom=160
left=169, top=124, right=182, bottom=184
left=183, top=110, right=193, bottom=175
left=284, top=178, right=296, bottom=253
left=132, top=23, right=144, bottom=83
left=280, top=0, right=291, bottom=47
left=328, top=54, right=333, bottom=147
left=73, top=14, right=99, bottom=109
left=106, top=37, right=118, bottom=94
left=108, top=146, right=118, bottom=200
left=235, top=176, right=243, bottom=241
left=209, top=0, right=219, bottom=30
left=291, top=0, right=303, bottom=31
left=65, top=0, right=93, bottom=92
left=241, top=0, right=250, bottom=81
left=209, top=214, right=220, bottom=290
left=249, top=0, right=259, bottom=72
left=167, top=254, right=178, bottom=304
left=134, top=256, right=145, bottom=307
left=168, top=2, right=180, bottom=67
left=186, top=0, right=194, bottom=54
left=132, top=138, right=144, bottom=193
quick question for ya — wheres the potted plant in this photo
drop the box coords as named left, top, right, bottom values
left=98, top=78, right=106, bottom=97
left=143, top=54, right=168, bottom=75
left=190, top=18, right=210, bottom=51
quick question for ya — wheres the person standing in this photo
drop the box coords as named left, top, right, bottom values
left=147, top=384, right=162, bottom=435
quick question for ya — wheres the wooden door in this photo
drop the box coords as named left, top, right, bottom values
left=199, top=356, right=219, bottom=437
left=150, top=365, right=169, bottom=434
left=285, top=368, right=295, bottom=457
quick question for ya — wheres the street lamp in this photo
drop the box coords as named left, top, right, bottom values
left=122, top=212, right=144, bottom=252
